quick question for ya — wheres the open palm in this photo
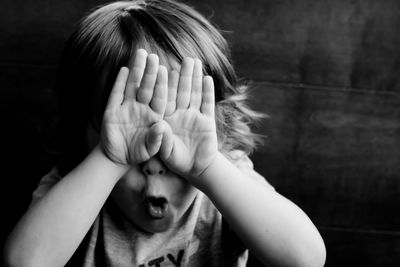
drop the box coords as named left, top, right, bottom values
left=161, top=58, right=218, bottom=179
left=101, top=50, right=168, bottom=165
left=164, top=108, right=217, bottom=176
left=103, top=99, right=163, bottom=164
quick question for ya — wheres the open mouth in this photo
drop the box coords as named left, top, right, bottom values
left=145, top=196, right=169, bottom=219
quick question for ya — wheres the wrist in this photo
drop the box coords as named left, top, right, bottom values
left=194, top=152, right=229, bottom=192
left=90, top=145, right=129, bottom=181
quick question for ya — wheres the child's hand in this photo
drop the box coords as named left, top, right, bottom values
left=160, top=58, right=218, bottom=182
left=100, top=49, right=168, bottom=165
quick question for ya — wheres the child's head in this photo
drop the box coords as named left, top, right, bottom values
left=54, top=0, right=262, bottom=174
left=52, top=0, right=263, bottom=233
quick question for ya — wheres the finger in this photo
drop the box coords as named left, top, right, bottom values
left=189, top=58, right=203, bottom=110
left=165, top=69, right=179, bottom=116
left=150, top=65, right=168, bottom=115
left=107, top=67, right=129, bottom=108
left=145, top=121, right=165, bottom=158
left=176, top=57, right=194, bottom=109
left=200, top=75, right=215, bottom=116
left=159, top=121, right=174, bottom=160
left=125, top=49, right=147, bottom=100
left=137, top=53, right=159, bottom=104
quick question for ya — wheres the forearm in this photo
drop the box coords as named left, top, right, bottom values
left=4, top=146, right=127, bottom=267
left=198, top=153, right=326, bottom=267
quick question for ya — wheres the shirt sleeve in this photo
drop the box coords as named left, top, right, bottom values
left=226, top=150, right=275, bottom=191
left=30, top=167, right=61, bottom=207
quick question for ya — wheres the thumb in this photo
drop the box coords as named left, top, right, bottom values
left=159, top=121, right=173, bottom=161
left=145, top=121, right=165, bottom=159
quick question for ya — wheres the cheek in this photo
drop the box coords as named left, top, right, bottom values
left=117, top=168, right=145, bottom=190
left=110, top=167, right=199, bottom=217
left=111, top=167, right=145, bottom=206
left=170, top=178, right=198, bottom=210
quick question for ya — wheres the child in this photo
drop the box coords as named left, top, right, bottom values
left=4, top=0, right=326, bottom=266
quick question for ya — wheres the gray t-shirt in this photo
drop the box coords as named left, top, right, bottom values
left=32, top=151, right=273, bottom=267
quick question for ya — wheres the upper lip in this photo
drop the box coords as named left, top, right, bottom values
left=145, top=196, right=168, bottom=208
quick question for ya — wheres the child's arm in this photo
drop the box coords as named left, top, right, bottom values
left=200, top=154, right=326, bottom=267
left=4, top=147, right=128, bottom=267
left=160, top=57, right=326, bottom=267
left=4, top=50, right=168, bottom=267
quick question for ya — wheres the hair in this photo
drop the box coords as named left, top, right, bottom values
left=51, top=0, right=265, bottom=175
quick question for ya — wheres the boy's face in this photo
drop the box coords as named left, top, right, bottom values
left=111, top=158, right=199, bottom=233
left=87, top=54, right=203, bottom=233
left=86, top=125, right=199, bottom=233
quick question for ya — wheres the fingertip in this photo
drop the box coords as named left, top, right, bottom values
left=150, top=65, right=168, bottom=114
left=131, top=49, right=148, bottom=68
left=118, top=66, right=130, bottom=79
left=203, top=75, right=214, bottom=88
left=107, top=67, right=129, bottom=107
left=183, top=56, right=194, bottom=62
left=181, top=57, right=195, bottom=73
left=147, top=53, right=160, bottom=65
left=186, top=57, right=194, bottom=65
left=157, top=66, right=168, bottom=89
left=193, top=58, right=202, bottom=69
left=153, top=120, right=166, bottom=135
left=135, top=48, right=148, bottom=58
left=169, top=69, right=179, bottom=83
left=159, top=122, right=173, bottom=160
left=193, top=58, right=203, bottom=78
left=156, top=65, right=168, bottom=88
left=144, top=53, right=160, bottom=75
left=168, top=70, right=179, bottom=94
left=146, top=122, right=166, bottom=156
left=201, top=75, right=215, bottom=115
left=170, top=69, right=179, bottom=75
left=158, top=65, right=168, bottom=77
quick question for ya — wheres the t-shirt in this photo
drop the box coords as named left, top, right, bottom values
left=32, top=151, right=274, bottom=267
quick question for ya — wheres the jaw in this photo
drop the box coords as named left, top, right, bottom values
left=110, top=168, right=200, bottom=233
left=136, top=207, right=176, bottom=233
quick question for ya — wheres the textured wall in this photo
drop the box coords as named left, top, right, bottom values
left=1, top=0, right=400, bottom=266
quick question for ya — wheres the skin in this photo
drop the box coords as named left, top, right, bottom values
left=4, top=49, right=326, bottom=267
left=100, top=50, right=211, bottom=233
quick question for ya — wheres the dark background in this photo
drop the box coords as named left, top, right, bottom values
left=1, top=0, right=400, bottom=266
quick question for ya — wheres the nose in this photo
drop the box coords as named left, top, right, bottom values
left=141, top=157, right=168, bottom=199
left=141, top=156, right=166, bottom=176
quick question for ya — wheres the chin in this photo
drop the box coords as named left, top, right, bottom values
left=139, top=215, right=176, bottom=233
